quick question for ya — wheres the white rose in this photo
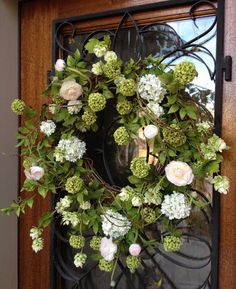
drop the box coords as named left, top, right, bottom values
left=165, top=161, right=194, bottom=186
left=54, top=59, right=65, bottom=72
left=129, top=244, right=141, bottom=256
left=99, top=237, right=117, bottom=261
left=25, top=166, right=45, bottom=181
left=60, top=79, right=83, bottom=101
left=104, top=51, right=117, bottom=62
left=144, top=125, right=158, bottom=139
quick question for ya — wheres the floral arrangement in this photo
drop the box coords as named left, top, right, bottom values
left=3, top=35, right=229, bottom=285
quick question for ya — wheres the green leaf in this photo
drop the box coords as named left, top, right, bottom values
left=158, top=71, right=173, bottom=84
left=84, top=38, right=100, bottom=53
left=38, top=212, right=53, bottom=227
left=38, top=186, right=48, bottom=198
left=92, top=222, right=99, bottom=235
left=168, top=104, right=179, bottom=114
left=179, top=108, right=187, bottom=120
left=24, top=107, right=37, bottom=119
left=27, top=198, right=34, bottom=209
left=159, top=151, right=167, bottom=164
left=74, top=49, right=81, bottom=61
left=67, top=55, right=76, bottom=67
left=187, top=110, right=197, bottom=120
left=205, top=160, right=220, bottom=174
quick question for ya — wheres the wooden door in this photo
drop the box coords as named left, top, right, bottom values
left=19, top=0, right=236, bottom=289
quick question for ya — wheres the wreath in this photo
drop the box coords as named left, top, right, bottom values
left=3, top=35, right=229, bottom=284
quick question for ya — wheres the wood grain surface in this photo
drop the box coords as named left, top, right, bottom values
left=20, top=0, right=236, bottom=289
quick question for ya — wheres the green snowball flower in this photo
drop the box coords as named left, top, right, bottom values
left=90, top=236, right=102, bottom=251
left=174, top=61, right=197, bottom=85
left=113, top=126, right=129, bottom=145
left=88, top=92, right=106, bottom=112
left=130, top=157, right=150, bottom=178
left=118, top=79, right=136, bottom=96
left=103, top=60, right=121, bottom=79
left=65, top=176, right=84, bottom=193
left=162, top=124, right=186, bottom=147
left=141, top=207, right=156, bottom=224
left=99, top=259, right=114, bottom=272
left=11, top=99, right=26, bottom=115
left=69, top=235, right=85, bottom=249
left=82, top=109, right=97, bottom=126
left=163, top=235, right=181, bottom=252
left=126, top=255, right=141, bottom=273
left=116, top=99, right=133, bottom=115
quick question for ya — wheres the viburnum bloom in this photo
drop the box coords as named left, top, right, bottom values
left=138, top=74, right=166, bottom=103
left=40, top=120, right=56, bottom=136
left=161, top=192, right=191, bottom=220
left=129, top=244, right=141, bottom=256
left=165, top=161, right=194, bottom=186
left=60, top=79, right=83, bottom=100
left=54, top=59, right=65, bottom=71
left=101, top=210, right=131, bottom=239
left=99, top=237, right=118, bottom=261
left=25, top=166, right=45, bottom=181
left=211, top=175, right=229, bottom=194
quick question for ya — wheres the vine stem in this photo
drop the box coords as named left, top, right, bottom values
left=110, top=249, right=120, bottom=287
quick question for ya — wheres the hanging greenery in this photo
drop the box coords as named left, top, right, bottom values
left=3, top=35, right=229, bottom=285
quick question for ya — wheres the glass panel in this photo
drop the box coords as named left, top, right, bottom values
left=54, top=14, right=216, bottom=289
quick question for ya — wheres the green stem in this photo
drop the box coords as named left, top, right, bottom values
left=110, top=250, right=120, bottom=287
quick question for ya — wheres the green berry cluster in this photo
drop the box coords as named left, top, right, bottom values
left=113, top=126, right=129, bottom=145
left=163, top=235, right=181, bottom=252
left=88, top=92, right=106, bottom=112
left=99, top=259, right=114, bottom=272
left=82, top=109, right=97, bottom=126
left=141, top=207, right=156, bottom=223
left=162, top=124, right=187, bottom=147
left=103, top=60, right=121, bottom=79
left=69, top=235, right=85, bottom=249
left=11, top=99, right=26, bottom=115
left=116, top=99, right=133, bottom=115
left=90, top=236, right=102, bottom=251
left=174, top=61, right=197, bottom=84
left=118, top=79, right=136, bottom=96
left=126, top=255, right=141, bottom=273
left=130, top=157, right=150, bottom=178
left=65, top=176, right=84, bottom=193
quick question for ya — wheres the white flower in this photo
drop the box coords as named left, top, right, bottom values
left=54, top=59, right=65, bottom=71
left=67, top=100, right=83, bottom=114
left=165, top=161, right=194, bottom=186
left=131, top=196, right=142, bottom=207
left=100, top=237, right=118, bottom=261
left=144, top=125, right=158, bottom=139
left=147, top=102, right=164, bottom=117
left=101, top=209, right=131, bottom=239
left=91, top=61, right=103, bottom=75
left=138, top=74, right=166, bottom=103
left=55, top=196, right=72, bottom=214
left=49, top=104, right=57, bottom=114
left=60, top=79, right=83, bottom=101
left=40, top=120, right=56, bottom=136
left=80, top=201, right=91, bottom=210
left=211, top=175, right=229, bottom=194
left=25, top=166, right=45, bottom=181
left=208, top=134, right=227, bottom=153
left=94, top=44, right=107, bottom=57
left=144, top=188, right=162, bottom=205
left=61, top=211, right=80, bottom=227
left=74, top=253, right=87, bottom=268
left=30, top=227, right=42, bottom=239
left=129, top=244, right=141, bottom=256
left=32, top=237, right=43, bottom=253
left=104, top=51, right=117, bottom=62
left=119, top=186, right=134, bottom=201
left=54, top=137, right=86, bottom=163
left=196, top=121, right=211, bottom=133
left=161, top=192, right=191, bottom=220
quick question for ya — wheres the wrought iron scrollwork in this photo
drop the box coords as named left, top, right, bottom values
left=52, top=1, right=220, bottom=288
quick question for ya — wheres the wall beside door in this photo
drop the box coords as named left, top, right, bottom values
left=0, top=1, right=18, bottom=289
